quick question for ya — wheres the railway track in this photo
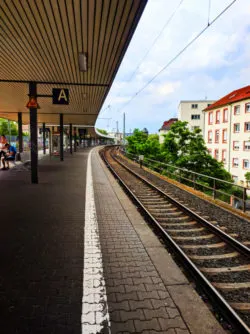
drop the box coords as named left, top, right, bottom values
left=101, top=146, right=250, bottom=334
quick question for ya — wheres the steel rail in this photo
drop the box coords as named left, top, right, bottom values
left=101, top=147, right=250, bottom=334
left=115, top=152, right=250, bottom=257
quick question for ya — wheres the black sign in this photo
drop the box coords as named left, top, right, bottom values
left=52, top=88, right=69, bottom=105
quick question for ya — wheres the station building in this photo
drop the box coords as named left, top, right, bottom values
left=204, top=85, right=250, bottom=184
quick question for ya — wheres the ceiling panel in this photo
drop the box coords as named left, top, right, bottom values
left=0, top=0, right=147, bottom=125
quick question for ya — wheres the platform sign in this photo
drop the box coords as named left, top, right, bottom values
left=52, top=88, right=69, bottom=105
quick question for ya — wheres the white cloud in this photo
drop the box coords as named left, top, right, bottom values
left=154, top=81, right=181, bottom=96
left=98, top=0, right=250, bottom=134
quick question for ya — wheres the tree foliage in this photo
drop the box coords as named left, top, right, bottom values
left=0, top=119, right=18, bottom=136
left=161, top=121, right=232, bottom=182
left=97, top=128, right=108, bottom=135
left=126, top=122, right=232, bottom=185
left=126, top=129, right=161, bottom=158
left=245, top=172, right=250, bottom=186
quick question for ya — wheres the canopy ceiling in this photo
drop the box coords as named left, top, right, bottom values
left=0, top=0, right=147, bottom=125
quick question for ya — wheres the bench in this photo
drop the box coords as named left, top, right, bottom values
left=9, top=152, right=30, bottom=167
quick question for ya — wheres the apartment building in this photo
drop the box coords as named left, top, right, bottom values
left=178, top=100, right=215, bottom=134
left=158, top=118, right=178, bottom=144
left=204, top=85, right=250, bottom=183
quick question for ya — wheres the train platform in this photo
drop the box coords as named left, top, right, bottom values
left=1, top=147, right=225, bottom=334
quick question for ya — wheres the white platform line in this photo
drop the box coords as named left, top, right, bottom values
left=82, top=149, right=111, bottom=333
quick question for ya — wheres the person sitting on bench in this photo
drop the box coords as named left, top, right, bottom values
left=0, top=135, right=8, bottom=166
left=1, top=143, right=16, bottom=170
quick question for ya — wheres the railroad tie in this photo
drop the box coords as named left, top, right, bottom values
left=182, top=242, right=225, bottom=249
left=189, top=252, right=239, bottom=260
left=200, top=264, right=250, bottom=274
left=166, top=227, right=204, bottom=233
left=213, top=282, right=250, bottom=290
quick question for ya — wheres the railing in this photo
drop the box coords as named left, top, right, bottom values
left=121, top=149, right=250, bottom=214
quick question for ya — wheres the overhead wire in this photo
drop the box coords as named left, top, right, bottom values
left=98, top=0, right=184, bottom=116
left=116, top=0, right=237, bottom=114
left=208, top=0, right=211, bottom=26
left=127, top=0, right=185, bottom=82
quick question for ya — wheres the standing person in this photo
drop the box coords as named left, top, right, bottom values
left=1, top=143, right=16, bottom=170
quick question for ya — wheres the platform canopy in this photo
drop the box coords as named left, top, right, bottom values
left=0, top=0, right=147, bottom=125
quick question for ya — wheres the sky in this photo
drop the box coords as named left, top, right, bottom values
left=95, top=0, right=250, bottom=134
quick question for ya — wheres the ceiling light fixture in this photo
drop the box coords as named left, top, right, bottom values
left=79, top=52, right=88, bottom=72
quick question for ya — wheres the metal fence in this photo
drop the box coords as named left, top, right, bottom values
left=121, top=149, right=250, bottom=214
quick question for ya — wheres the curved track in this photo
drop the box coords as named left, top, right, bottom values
left=101, top=146, right=250, bottom=334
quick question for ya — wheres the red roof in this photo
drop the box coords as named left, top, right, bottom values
left=204, top=85, right=250, bottom=111
left=159, top=118, right=178, bottom=131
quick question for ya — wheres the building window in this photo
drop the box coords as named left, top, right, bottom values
left=223, top=108, right=228, bottom=122
left=208, top=112, right=213, bottom=124
left=234, top=105, right=240, bottom=115
left=208, top=149, right=212, bottom=155
left=243, top=159, right=250, bottom=169
left=222, top=150, right=227, bottom=163
left=245, top=103, right=250, bottom=113
left=191, top=114, right=200, bottom=120
left=208, top=131, right=212, bottom=143
left=216, top=110, right=220, bottom=123
left=233, top=158, right=239, bottom=168
left=245, top=122, right=250, bottom=131
left=222, top=129, right=227, bottom=143
left=234, top=123, right=240, bottom=133
left=191, top=104, right=198, bottom=109
left=232, top=175, right=238, bottom=183
left=214, top=149, right=219, bottom=160
left=215, top=130, right=219, bottom=143
left=244, top=141, right=250, bottom=151
left=233, top=141, right=240, bottom=150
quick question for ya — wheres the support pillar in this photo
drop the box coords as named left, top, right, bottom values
left=18, top=112, right=23, bottom=153
left=42, top=122, right=46, bottom=155
left=51, top=126, right=54, bottom=154
left=60, top=114, right=64, bottom=161
left=29, top=82, right=38, bottom=184
left=74, top=127, right=77, bottom=152
left=49, top=127, right=52, bottom=156
left=83, top=129, right=86, bottom=147
left=69, top=123, right=73, bottom=154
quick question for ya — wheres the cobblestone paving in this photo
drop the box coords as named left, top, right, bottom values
left=92, top=151, right=190, bottom=334
left=0, top=151, right=89, bottom=334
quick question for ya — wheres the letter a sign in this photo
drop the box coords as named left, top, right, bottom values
left=52, top=88, right=69, bottom=105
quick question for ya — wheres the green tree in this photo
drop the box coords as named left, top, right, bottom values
left=97, top=128, right=108, bottom=135
left=140, top=134, right=161, bottom=159
left=126, top=128, right=148, bottom=154
left=0, top=119, right=18, bottom=136
left=161, top=121, right=232, bottom=185
left=245, top=172, right=250, bottom=187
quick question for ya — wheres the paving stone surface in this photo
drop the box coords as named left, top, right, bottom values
left=0, top=150, right=89, bottom=333
left=92, top=150, right=190, bottom=334
left=1, top=147, right=225, bottom=334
